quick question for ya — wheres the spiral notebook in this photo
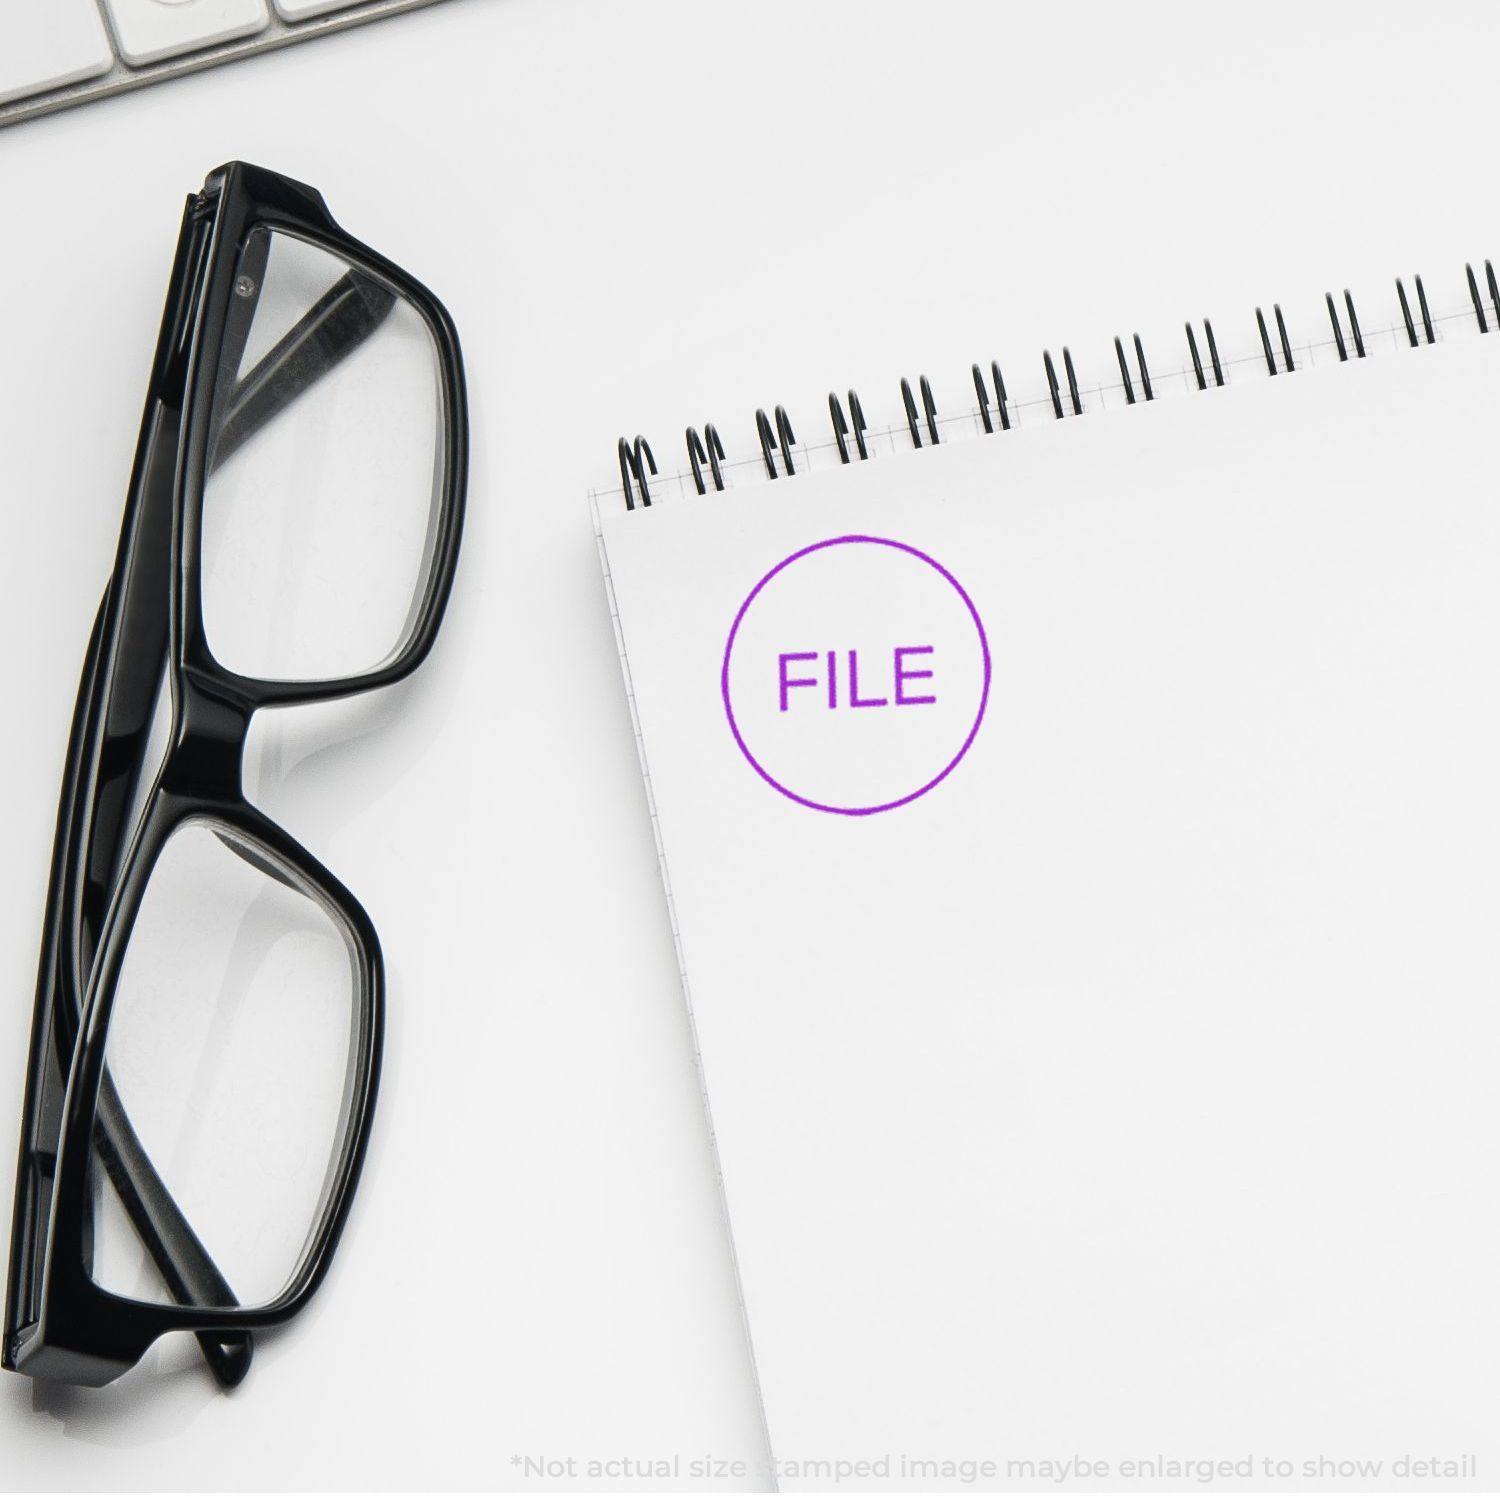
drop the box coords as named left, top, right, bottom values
left=593, top=282, right=1500, bottom=1489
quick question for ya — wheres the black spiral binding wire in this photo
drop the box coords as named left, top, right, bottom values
left=1396, top=275, right=1435, bottom=347
left=1043, top=347, right=1082, bottom=417
left=1185, top=319, right=1224, bottom=389
left=830, top=390, right=869, bottom=462
left=1255, top=304, right=1295, bottom=375
left=1465, top=260, right=1500, bottom=333
left=686, top=425, right=726, bottom=494
left=615, top=261, right=1495, bottom=510
left=1325, top=290, right=1365, bottom=361
left=1114, top=334, right=1153, bottom=404
left=972, top=361, right=1010, bottom=432
left=618, top=435, right=656, bottom=510
left=755, top=406, right=796, bottom=478
left=900, top=375, right=939, bottom=447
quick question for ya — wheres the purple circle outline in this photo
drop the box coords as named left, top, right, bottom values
left=721, top=535, right=991, bottom=816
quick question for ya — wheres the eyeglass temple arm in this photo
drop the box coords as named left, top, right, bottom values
left=75, top=261, right=395, bottom=1374
left=208, top=269, right=397, bottom=474
left=67, top=584, right=253, bottom=1387
left=80, top=263, right=392, bottom=1352
left=37, top=268, right=394, bottom=1388
left=5, top=588, right=251, bottom=1386
left=95, top=1078, right=253, bottom=1381
left=56, top=378, right=257, bottom=1384
left=15, top=241, right=393, bottom=1387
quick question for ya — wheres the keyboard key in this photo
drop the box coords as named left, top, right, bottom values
left=273, top=0, right=367, bottom=16
left=102, top=0, right=271, bottom=68
left=0, top=0, right=113, bottom=106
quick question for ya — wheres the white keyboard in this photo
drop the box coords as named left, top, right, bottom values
left=0, top=0, right=451, bottom=126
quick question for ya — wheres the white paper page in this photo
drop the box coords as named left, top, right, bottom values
left=598, top=339, right=1500, bottom=1491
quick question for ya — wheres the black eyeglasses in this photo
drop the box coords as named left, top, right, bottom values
left=3, top=162, right=467, bottom=1388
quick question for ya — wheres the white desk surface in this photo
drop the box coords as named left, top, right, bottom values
left=2, top=0, right=1498, bottom=1489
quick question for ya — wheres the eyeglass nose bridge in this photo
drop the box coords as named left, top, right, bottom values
left=159, top=675, right=252, bottom=803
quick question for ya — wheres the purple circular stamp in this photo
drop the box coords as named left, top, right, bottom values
left=721, top=535, right=990, bottom=815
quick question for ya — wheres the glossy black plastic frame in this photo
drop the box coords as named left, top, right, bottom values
left=4, top=162, right=467, bottom=1387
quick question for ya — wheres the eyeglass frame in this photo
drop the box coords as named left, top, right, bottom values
left=3, top=160, right=468, bottom=1388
